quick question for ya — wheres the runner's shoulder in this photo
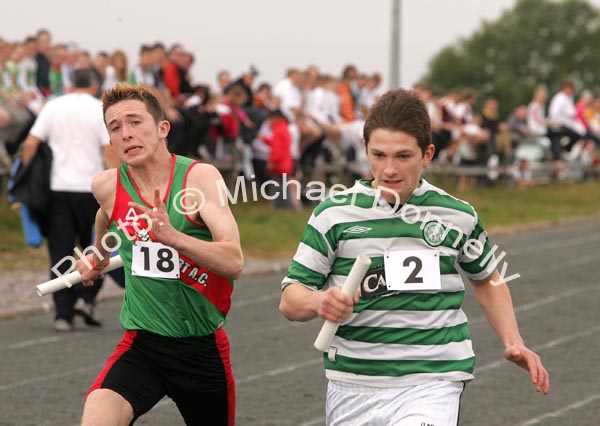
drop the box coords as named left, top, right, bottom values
left=187, top=162, right=224, bottom=186
left=91, top=168, right=118, bottom=203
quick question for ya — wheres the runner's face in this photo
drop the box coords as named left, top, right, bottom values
left=105, top=100, right=169, bottom=165
left=366, top=129, right=434, bottom=204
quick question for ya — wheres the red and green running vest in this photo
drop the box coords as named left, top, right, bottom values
left=108, top=155, right=234, bottom=337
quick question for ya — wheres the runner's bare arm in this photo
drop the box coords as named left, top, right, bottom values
left=471, top=271, right=550, bottom=394
left=90, top=169, right=118, bottom=264
left=280, top=283, right=357, bottom=323
left=74, top=169, right=118, bottom=285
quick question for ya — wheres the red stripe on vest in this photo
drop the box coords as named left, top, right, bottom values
left=178, top=253, right=233, bottom=315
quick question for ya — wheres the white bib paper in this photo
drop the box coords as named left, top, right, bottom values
left=132, top=241, right=180, bottom=279
left=384, top=250, right=441, bottom=291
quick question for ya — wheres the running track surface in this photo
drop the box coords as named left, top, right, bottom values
left=0, top=220, right=599, bottom=425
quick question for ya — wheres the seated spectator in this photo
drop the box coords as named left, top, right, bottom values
left=456, top=114, right=490, bottom=189
left=480, top=97, right=502, bottom=161
left=495, top=122, right=513, bottom=165
left=452, top=89, right=476, bottom=124
left=511, top=159, right=536, bottom=188
left=507, top=105, right=531, bottom=140
left=574, top=90, right=600, bottom=149
left=527, top=85, right=562, bottom=163
left=549, top=80, right=588, bottom=153
left=216, top=70, right=231, bottom=95
left=359, top=72, right=381, bottom=113
left=227, top=65, right=264, bottom=146
left=254, top=82, right=278, bottom=112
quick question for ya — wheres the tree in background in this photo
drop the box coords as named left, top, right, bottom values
left=421, top=0, right=600, bottom=117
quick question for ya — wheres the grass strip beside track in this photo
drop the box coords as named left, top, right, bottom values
left=1, top=181, right=598, bottom=265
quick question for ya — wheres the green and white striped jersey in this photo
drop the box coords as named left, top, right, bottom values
left=282, top=178, right=496, bottom=387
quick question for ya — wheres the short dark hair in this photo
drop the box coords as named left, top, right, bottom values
left=102, top=84, right=166, bottom=124
left=363, top=89, right=431, bottom=155
left=151, top=42, right=165, bottom=51
left=268, top=109, right=288, bottom=122
left=561, top=79, right=575, bottom=90
left=72, top=68, right=97, bottom=88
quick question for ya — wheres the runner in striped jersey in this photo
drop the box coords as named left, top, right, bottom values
left=280, top=89, right=549, bottom=426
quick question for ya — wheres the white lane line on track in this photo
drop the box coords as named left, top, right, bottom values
left=506, top=233, right=600, bottom=256
left=513, top=393, right=600, bottom=426
left=104, top=326, right=600, bottom=422
left=1, top=332, right=89, bottom=352
left=9, top=231, right=594, bottom=351
left=469, top=283, right=600, bottom=325
left=237, top=359, right=322, bottom=384
left=474, top=325, right=600, bottom=373
left=140, top=359, right=325, bottom=415
left=539, top=253, right=600, bottom=274
left=0, top=364, right=101, bottom=392
left=297, top=417, right=326, bottom=426
left=3, top=282, right=597, bottom=393
left=0, top=357, right=322, bottom=393
left=7, top=335, right=62, bottom=349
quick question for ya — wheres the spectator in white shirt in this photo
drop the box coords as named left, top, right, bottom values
left=548, top=80, right=585, bottom=153
left=527, top=85, right=563, bottom=161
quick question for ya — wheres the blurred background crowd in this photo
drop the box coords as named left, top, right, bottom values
left=1, top=28, right=599, bottom=205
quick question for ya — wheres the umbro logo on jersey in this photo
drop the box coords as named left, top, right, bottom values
left=343, top=226, right=372, bottom=234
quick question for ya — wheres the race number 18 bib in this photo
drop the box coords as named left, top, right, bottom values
left=132, top=241, right=180, bottom=279
left=384, top=250, right=441, bottom=291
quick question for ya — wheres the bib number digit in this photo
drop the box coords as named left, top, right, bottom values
left=156, top=248, right=174, bottom=273
left=140, top=246, right=150, bottom=271
left=385, top=250, right=441, bottom=291
left=403, top=256, right=423, bottom=284
left=132, top=242, right=180, bottom=279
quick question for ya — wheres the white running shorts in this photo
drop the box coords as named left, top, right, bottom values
left=326, top=379, right=465, bottom=426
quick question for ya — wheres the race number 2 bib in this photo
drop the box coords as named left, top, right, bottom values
left=132, top=241, right=180, bottom=279
left=384, top=250, right=441, bottom=291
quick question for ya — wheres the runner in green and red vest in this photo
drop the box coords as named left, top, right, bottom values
left=75, top=84, right=243, bottom=426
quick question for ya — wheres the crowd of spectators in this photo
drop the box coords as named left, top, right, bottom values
left=1, top=29, right=598, bottom=201
left=415, top=81, right=600, bottom=188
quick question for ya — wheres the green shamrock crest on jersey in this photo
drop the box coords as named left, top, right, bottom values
left=423, top=221, right=446, bottom=247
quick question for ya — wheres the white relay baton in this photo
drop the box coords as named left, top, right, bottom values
left=313, top=255, right=371, bottom=352
left=35, top=255, right=123, bottom=297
